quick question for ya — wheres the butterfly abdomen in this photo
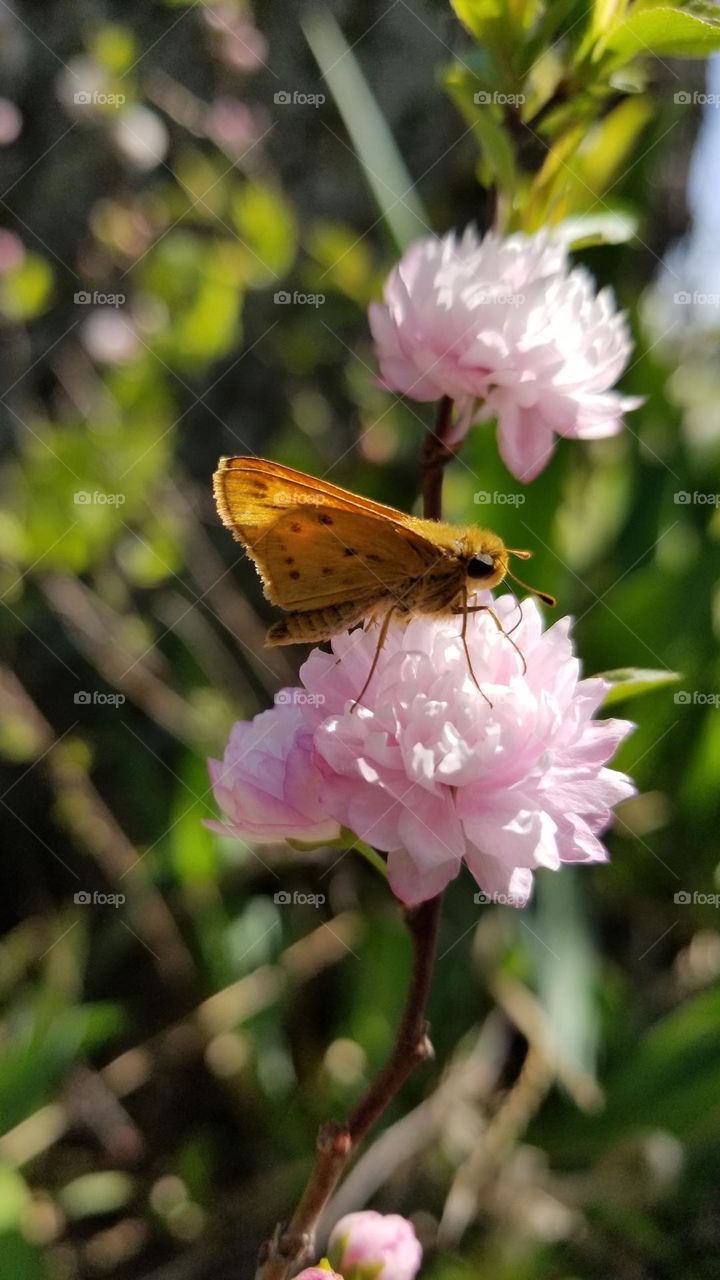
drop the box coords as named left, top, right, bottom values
left=266, top=598, right=388, bottom=646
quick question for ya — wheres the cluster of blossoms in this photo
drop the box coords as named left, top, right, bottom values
left=297, top=1210, right=422, bottom=1280
left=369, top=226, right=641, bottom=481
left=208, top=596, right=634, bottom=908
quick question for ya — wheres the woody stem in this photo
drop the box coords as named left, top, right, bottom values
left=255, top=395, right=453, bottom=1278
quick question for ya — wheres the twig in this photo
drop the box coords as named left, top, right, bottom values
left=256, top=899, right=441, bottom=1278
left=420, top=395, right=455, bottom=521
left=255, top=396, right=455, bottom=1277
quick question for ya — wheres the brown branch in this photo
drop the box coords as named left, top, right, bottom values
left=255, top=395, right=457, bottom=1276
left=256, top=899, right=441, bottom=1279
left=420, top=395, right=455, bottom=521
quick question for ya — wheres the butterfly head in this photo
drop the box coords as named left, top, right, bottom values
left=462, top=529, right=509, bottom=591
left=463, top=529, right=556, bottom=606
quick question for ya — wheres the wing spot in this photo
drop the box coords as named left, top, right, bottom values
left=290, top=522, right=301, bottom=533
left=290, top=570, right=301, bottom=580
left=322, top=567, right=333, bottom=576
left=285, top=556, right=295, bottom=565
left=367, top=553, right=382, bottom=562
left=318, top=513, right=334, bottom=525
left=343, top=547, right=356, bottom=557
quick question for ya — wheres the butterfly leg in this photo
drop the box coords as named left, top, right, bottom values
left=454, top=601, right=528, bottom=676
left=458, top=588, right=492, bottom=707
left=350, top=606, right=395, bottom=713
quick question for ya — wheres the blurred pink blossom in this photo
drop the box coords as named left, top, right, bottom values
left=0, top=228, right=25, bottom=274
left=0, top=97, right=22, bottom=145
left=369, top=227, right=642, bottom=482
left=209, top=598, right=634, bottom=907
left=205, top=97, right=269, bottom=158
left=81, top=311, right=139, bottom=366
left=329, top=1210, right=422, bottom=1280
left=203, top=6, right=268, bottom=71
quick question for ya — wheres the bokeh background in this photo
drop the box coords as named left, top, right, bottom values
left=1, top=2, right=720, bottom=1277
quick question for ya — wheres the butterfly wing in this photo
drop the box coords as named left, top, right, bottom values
left=248, top=504, right=441, bottom=611
left=213, top=455, right=444, bottom=612
left=213, top=455, right=424, bottom=543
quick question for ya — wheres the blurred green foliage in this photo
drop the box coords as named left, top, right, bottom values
left=1, top=1, right=720, bottom=1278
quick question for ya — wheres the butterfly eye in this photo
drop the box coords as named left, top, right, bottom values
left=467, top=553, right=496, bottom=580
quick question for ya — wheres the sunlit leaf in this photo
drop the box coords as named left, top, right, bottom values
left=599, top=668, right=683, bottom=705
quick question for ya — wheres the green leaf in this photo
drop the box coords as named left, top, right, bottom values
left=605, top=4, right=720, bottom=59
left=444, top=67, right=517, bottom=194
left=451, top=0, right=505, bottom=38
left=598, top=667, right=682, bottom=705
left=59, top=1171, right=134, bottom=1219
left=302, top=7, right=429, bottom=252
left=0, top=1165, right=30, bottom=1233
left=553, top=209, right=639, bottom=248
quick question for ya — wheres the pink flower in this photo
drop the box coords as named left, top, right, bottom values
left=302, top=597, right=635, bottom=906
left=206, top=702, right=341, bottom=845
left=209, top=598, right=634, bottom=908
left=296, top=1271, right=344, bottom=1280
left=369, top=227, right=642, bottom=482
left=328, top=1210, right=422, bottom=1280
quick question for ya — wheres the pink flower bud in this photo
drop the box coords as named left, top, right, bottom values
left=296, top=1270, right=344, bottom=1280
left=328, top=1211, right=422, bottom=1280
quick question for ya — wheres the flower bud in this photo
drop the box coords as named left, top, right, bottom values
left=328, top=1211, right=422, bottom=1280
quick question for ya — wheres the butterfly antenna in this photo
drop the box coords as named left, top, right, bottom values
left=506, top=568, right=556, bottom=608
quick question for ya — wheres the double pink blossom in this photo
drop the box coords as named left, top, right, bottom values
left=208, top=598, right=634, bottom=908
left=369, top=226, right=642, bottom=481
